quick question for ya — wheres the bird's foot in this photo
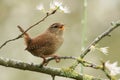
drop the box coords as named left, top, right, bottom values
left=39, top=57, right=48, bottom=67
left=53, top=55, right=60, bottom=63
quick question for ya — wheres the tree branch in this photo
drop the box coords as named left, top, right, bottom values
left=0, top=9, right=58, bottom=49
left=0, top=57, right=102, bottom=80
left=80, top=21, right=120, bottom=58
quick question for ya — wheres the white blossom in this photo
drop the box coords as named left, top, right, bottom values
left=99, top=47, right=109, bottom=55
left=50, top=2, right=56, bottom=10
left=90, top=45, right=95, bottom=52
left=36, top=1, right=70, bottom=14
left=36, top=4, right=44, bottom=11
left=105, top=61, right=120, bottom=76
left=50, top=0, right=70, bottom=13
left=54, top=0, right=62, bottom=7
left=50, top=0, right=62, bottom=9
left=59, top=6, right=70, bottom=13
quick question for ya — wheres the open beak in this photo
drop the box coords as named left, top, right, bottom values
left=59, top=25, right=65, bottom=30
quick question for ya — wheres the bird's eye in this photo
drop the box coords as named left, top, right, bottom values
left=52, top=25, right=58, bottom=28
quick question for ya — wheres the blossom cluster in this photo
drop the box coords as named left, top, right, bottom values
left=36, top=0, right=70, bottom=13
left=90, top=46, right=120, bottom=76
left=105, top=61, right=120, bottom=76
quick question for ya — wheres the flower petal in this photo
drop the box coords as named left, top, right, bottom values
left=105, top=61, right=120, bottom=76
left=100, top=47, right=109, bottom=55
left=36, top=4, right=44, bottom=11
left=60, top=6, right=70, bottom=13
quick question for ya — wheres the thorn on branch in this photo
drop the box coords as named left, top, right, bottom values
left=107, top=33, right=111, bottom=37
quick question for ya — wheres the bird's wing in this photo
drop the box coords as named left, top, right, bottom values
left=26, top=33, right=53, bottom=51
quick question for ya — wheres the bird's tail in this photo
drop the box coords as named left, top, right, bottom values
left=17, top=25, right=31, bottom=46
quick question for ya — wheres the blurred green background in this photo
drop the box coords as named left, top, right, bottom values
left=0, top=0, right=120, bottom=80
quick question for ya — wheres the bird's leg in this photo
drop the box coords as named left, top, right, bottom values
left=40, top=56, right=48, bottom=66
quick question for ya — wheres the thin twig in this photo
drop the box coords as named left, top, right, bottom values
left=80, top=21, right=120, bottom=58
left=44, top=56, right=102, bottom=70
left=0, top=9, right=58, bottom=49
left=46, top=56, right=77, bottom=62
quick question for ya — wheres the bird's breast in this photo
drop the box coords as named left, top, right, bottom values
left=49, top=34, right=64, bottom=51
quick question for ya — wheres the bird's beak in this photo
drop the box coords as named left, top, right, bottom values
left=59, top=25, right=65, bottom=30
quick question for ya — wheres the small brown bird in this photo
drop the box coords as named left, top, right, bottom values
left=18, top=23, right=64, bottom=65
